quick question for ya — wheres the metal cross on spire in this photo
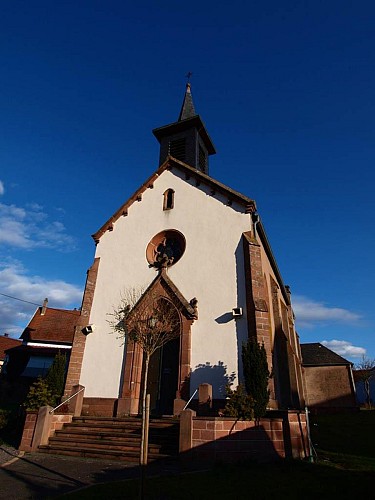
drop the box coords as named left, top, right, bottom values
left=185, top=71, right=193, bottom=83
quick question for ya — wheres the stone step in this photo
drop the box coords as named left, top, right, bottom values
left=38, top=416, right=180, bottom=462
left=73, top=416, right=178, bottom=428
left=54, top=430, right=177, bottom=447
left=54, top=430, right=142, bottom=442
left=38, top=444, right=169, bottom=463
left=48, top=436, right=162, bottom=453
left=60, top=423, right=179, bottom=440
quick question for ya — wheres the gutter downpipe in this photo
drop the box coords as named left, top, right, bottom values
left=252, top=212, right=260, bottom=239
left=305, top=406, right=314, bottom=463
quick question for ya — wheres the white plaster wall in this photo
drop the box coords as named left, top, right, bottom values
left=79, top=169, right=252, bottom=398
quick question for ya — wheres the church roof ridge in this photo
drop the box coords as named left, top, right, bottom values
left=91, top=156, right=256, bottom=243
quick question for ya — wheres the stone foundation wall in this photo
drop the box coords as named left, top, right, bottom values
left=180, top=409, right=309, bottom=462
left=19, top=411, right=73, bottom=452
left=82, top=397, right=117, bottom=417
left=19, top=411, right=38, bottom=452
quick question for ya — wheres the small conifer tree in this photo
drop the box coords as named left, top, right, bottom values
left=224, top=384, right=254, bottom=420
left=24, top=377, right=53, bottom=410
left=242, top=338, right=270, bottom=419
left=46, top=352, right=67, bottom=407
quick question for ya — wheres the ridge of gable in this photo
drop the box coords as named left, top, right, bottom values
left=92, top=156, right=256, bottom=243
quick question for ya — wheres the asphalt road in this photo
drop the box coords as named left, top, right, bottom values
left=0, top=446, right=189, bottom=499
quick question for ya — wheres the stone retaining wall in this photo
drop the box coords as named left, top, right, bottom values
left=19, top=410, right=73, bottom=452
left=180, top=410, right=309, bottom=462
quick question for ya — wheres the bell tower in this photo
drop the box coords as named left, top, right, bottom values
left=152, top=83, right=216, bottom=175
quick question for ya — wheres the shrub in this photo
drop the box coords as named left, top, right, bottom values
left=46, top=351, right=66, bottom=407
left=0, top=409, right=10, bottom=429
left=24, top=377, right=53, bottom=411
left=242, top=338, right=270, bottom=419
left=224, top=384, right=254, bottom=420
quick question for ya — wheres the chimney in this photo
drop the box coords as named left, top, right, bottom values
left=3, top=333, right=9, bottom=337
left=41, top=298, right=48, bottom=316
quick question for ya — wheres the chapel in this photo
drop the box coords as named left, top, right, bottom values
left=63, top=84, right=306, bottom=417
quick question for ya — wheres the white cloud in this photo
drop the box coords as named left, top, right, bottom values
left=321, top=339, right=366, bottom=359
left=293, top=295, right=360, bottom=328
left=0, top=260, right=82, bottom=338
left=0, top=180, right=4, bottom=195
left=0, top=202, right=76, bottom=251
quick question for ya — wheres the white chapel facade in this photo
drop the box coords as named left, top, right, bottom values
left=64, top=84, right=305, bottom=416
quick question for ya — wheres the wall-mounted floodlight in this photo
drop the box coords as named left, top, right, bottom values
left=82, top=324, right=95, bottom=335
left=232, top=308, right=243, bottom=317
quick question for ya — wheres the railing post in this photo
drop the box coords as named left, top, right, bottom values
left=31, top=405, right=53, bottom=450
left=69, top=384, right=85, bottom=416
left=179, top=409, right=196, bottom=454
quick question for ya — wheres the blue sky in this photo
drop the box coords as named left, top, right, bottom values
left=0, top=0, right=374, bottom=362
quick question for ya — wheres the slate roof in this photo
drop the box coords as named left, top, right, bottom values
left=301, top=343, right=351, bottom=366
left=0, top=335, right=22, bottom=360
left=21, top=307, right=80, bottom=344
left=178, top=83, right=196, bottom=121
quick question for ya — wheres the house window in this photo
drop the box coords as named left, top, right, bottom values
left=163, top=189, right=175, bottom=210
left=169, top=138, right=186, bottom=162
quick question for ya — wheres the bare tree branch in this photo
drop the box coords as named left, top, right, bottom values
left=355, top=355, right=375, bottom=407
left=107, top=285, right=182, bottom=466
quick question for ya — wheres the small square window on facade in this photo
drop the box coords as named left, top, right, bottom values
left=163, top=189, right=175, bottom=210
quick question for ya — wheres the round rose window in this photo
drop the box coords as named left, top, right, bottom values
left=146, top=230, right=186, bottom=268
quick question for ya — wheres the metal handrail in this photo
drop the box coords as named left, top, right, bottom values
left=49, top=387, right=85, bottom=414
left=182, top=388, right=198, bottom=411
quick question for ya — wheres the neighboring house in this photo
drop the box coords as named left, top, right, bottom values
left=0, top=334, right=22, bottom=373
left=62, top=84, right=306, bottom=417
left=5, top=300, right=80, bottom=381
left=353, top=368, right=375, bottom=406
left=301, top=343, right=357, bottom=411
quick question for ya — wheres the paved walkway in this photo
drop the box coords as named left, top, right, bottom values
left=0, top=447, right=187, bottom=499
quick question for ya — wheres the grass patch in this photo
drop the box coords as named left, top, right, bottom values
left=310, top=409, right=375, bottom=468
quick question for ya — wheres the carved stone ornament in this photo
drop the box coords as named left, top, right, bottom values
left=146, top=230, right=186, bottom=269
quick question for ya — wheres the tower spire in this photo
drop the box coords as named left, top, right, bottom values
left=178, top=83, right=196, bottom=121
left=153, top=83, right=216, bottom=174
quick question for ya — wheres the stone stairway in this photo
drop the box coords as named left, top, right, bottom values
left=38, top=416, right=180, bottom=463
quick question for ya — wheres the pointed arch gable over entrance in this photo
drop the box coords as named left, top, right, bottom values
left=117, top=269, right=197, bottom=416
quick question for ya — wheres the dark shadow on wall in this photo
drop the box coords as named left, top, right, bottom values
left=234, top=238, right=249, bottom=384
left=190, top=361, right=236, bottom=400
left=215, top=312, right=233, bottom=324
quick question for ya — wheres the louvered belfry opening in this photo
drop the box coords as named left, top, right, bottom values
left=198, top=144, right=207, bottom=173
left=169, top=138, right=186, bottom=162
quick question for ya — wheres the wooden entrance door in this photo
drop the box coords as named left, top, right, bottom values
left=147, top=336, right=180, bottom=415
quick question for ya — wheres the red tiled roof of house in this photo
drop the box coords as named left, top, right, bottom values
left=21, top=307, right=80, bottom=344
left=0, top=335, right=22, bottom=360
